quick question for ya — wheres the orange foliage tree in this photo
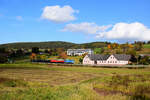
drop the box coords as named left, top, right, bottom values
left=58, top=52, right=68, bottom=59
left=107, top=44, right=111, bottom=49
left=30, top=53, right=36, bottom=60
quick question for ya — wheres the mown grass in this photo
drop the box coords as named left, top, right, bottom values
left=0, top=64, right=150, bottom=100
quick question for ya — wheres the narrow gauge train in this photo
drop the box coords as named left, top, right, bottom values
left=32, top=59, right=74, bottom=64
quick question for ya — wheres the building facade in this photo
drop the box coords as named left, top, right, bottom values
left=67, top=49, right=93, bottom=56
left=83, top=54, right=131, bottom=65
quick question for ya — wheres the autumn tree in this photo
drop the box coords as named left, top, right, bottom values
left=58, top=52, right=68, bottom=59
left=134, top=42, right=143, bottom=51
left=107, top=44, right=111, bottom=49
left=112, top=43, right=118, bottom=49
left=57, top=48, right=64, bottom=54
left=30, top=53, right=36, bottom=60
left=40, top=55, right=46, bottom=60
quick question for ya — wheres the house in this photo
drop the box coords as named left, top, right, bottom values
left=83, top=54, right=131, bottom=65
left=67, top=49, right=93, bottom=56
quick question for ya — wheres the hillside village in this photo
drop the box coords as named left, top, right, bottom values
left=0, top=41, right=150, bottom=65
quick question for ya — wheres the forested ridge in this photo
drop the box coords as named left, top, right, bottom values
left=0, top=41, right=109, bottom=49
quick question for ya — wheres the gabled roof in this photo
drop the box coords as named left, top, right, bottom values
left=67, top=49, right=92, bottom=51
left=87, top=54, right=110, bottom=60
left=113, top=54, right=131, bottom=61
left=87, top=54, right=131, bottom=61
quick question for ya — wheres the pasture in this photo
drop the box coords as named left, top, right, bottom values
left=0, top=64, right=150, bottom=100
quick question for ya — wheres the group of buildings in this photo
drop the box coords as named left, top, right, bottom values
left=67, top=49, right=131, bottom=65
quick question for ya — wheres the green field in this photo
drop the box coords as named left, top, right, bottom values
left=144, top=44, right=150, bottom=49
left=0, top=64, right=150, bottom=100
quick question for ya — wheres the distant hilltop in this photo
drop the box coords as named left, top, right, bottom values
left=0, top=41, right=109, bottom=49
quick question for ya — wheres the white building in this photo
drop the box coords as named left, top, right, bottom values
left=83, top=54, right=131, bottom=65
left=67, top=49, right=93, bottom=56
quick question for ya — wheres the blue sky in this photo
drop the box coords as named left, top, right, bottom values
left=0, top=0, right=150, bottom=44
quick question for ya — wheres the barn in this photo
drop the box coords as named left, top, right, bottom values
left=83, top=54, right=131, bottom=65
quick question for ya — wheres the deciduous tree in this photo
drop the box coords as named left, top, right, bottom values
left=58, top=52, right=67, bottom=59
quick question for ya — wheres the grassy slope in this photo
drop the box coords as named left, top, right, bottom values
left=0, top=64, right=150, bottom=100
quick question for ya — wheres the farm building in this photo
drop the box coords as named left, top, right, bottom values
left=67, top=49, right=93, bottom=56
left=83, top=54, right=131, bottom=65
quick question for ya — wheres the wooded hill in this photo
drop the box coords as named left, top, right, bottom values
left=0, top=41, right=109, bottom=49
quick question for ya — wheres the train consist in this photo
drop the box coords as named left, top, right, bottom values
left=32, top=59, right=74, bottom=64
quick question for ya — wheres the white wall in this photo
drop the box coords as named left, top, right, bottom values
left=97, top=55, right=129, bottom=65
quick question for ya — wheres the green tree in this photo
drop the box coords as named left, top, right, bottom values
left=139, top=56, right=150, bottom=65
left=0, top=48, right=6, bottom=53
left=94, top=48, right=101, bottom=54
left=79, top=58, right=83, bottom=64
left=0, top=54, right=8, bottom=63
left=126, top=49, right=136, bottom=55
left=32, top=47, right=39, bottom=54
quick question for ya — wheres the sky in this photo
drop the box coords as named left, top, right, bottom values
left=0, top=0, right=150, bottom=44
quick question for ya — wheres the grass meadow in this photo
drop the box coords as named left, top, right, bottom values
left=143, top=44, right=150, bottom=49
left=0, top=64, right=150, bottom=100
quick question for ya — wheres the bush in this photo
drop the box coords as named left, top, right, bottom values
left=0, top=54, right=8, bottom=63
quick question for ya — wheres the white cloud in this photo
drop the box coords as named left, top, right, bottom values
left=16, top=16, right=23, bottom=21
left=62, top=22, right=150, bottom=41
left=62, top=22, right=112, bottom=34
left=41, top=5, right=78, bottom=23
left=96, top=22, right=150, bottom=41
